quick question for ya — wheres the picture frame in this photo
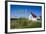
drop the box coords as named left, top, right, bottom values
left=5, top=1, right=45, bottom=33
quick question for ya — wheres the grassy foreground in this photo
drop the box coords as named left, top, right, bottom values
left=10, top=18, right=42, bottom=29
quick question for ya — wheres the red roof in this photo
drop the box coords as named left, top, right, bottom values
left=31, top=12, right=37, bottom=18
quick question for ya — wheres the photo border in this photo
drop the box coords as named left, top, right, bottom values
left=5, top=1, right=45, bottom=33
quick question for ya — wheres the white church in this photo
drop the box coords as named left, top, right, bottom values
left=29, top=12, right=40, bottom=21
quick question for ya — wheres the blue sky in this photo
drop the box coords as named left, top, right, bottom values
left=10, top=5, right=42, bottom=18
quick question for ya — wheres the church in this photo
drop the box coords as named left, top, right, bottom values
left=29, top=12, right=40, bottom=21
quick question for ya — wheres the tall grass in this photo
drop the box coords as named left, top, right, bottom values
left=10, top=18, right=41, bottom=29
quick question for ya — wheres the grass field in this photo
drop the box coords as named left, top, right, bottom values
left=10, top=18, right=42, bottom=29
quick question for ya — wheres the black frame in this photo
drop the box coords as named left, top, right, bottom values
left=5, top=1, right=45, bottom=33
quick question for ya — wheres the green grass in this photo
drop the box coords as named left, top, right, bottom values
left=10, top=18, right=42, bottom=29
